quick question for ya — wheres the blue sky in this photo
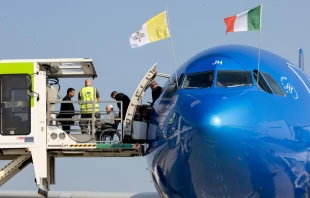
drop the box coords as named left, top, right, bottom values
left=0, top=0, right=308, bottom=193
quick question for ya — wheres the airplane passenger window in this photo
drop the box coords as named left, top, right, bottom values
left=181, top=71, right=214, bottom=89
left=261, top=72, right=285, bottom=96
left=216, top=70, right=252, bottom=87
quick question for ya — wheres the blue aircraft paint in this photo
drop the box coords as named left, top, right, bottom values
left=145, top=44, right=310, bottom=198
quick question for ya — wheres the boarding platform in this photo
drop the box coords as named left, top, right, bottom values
left=0, top=58, right=161, bottom=197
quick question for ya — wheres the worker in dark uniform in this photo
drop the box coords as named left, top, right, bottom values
left=150, top=81, right=163, bottom=106
left=110, top=91, right=130, bottom=122
left=57, top=88, right=75, bottom=133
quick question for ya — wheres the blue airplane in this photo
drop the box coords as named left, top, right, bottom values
left=0, top=44, right=307, bottom=198
left=144, top=44, right=310, bottom=198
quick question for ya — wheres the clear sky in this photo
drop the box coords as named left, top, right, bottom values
left=0, top=0, right=308, bottom=193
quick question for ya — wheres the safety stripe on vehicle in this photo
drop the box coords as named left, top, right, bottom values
left=0, top=155, right=31, bottom=179
left=69, top=144, right=96, bottom=148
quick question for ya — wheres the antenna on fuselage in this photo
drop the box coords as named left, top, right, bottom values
left=256, top=0, right=264, bottom=84
left=165, top=1, right=179, bottom=88
left=299, top=49, right=304, bottom=71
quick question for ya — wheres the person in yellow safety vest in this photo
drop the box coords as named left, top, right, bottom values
left=78, top=79, right=101, bottom=134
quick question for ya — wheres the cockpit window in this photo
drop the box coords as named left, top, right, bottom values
left=181, top=71, right=214, bottom=89
left=216, top=70, right=253, bottom=87
left=261, top=72, right=285, bottom=96
left=253, top=70, right=273, bottom=94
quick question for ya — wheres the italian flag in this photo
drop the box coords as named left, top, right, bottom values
left=224, top=5, right=262, bottom=34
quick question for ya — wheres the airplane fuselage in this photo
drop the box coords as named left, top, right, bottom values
left=145, top=45, right=310, bottom=198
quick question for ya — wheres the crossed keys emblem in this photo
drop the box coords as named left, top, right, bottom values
left=132, top=27, right=145, bottom=42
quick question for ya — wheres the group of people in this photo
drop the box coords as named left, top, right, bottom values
left=57, top=79, right=163, bottom=134
left=57, top=79, right=131, bottom=134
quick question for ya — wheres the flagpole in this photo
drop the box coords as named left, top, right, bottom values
left=165, top=3, right=179, bottom=87
left=256, top=0, right=263, bottom=84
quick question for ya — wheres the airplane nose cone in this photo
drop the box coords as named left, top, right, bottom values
left=152, top=89, right=300, bottom=198
left=155, top=89, right=262, bottom=197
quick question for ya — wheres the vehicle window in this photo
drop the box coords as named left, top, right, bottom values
left=216, top=70, right=253, bottom=87
left=253, top=70, right=273, bottom=94
left=177, top=73, right=184, bottom=87
left=0, top=75, right=31, bottom=135
left=162, top=83, right=176, bottom=99
left=162, top=73, right=184, bottom=99
left=181, top=71, right=214, bottom=89
left=262, top=72, right=285, bottom=96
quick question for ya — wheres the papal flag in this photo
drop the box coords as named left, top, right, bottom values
left=224, top=5, right=261, bottom=34
left=129, top=11, right=170, bottom=48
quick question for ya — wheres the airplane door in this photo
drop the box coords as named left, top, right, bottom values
left=123, top=63, right=157, bottom=141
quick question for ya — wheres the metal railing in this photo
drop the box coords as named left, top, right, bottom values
left=47, top=100, right=123, bottom=142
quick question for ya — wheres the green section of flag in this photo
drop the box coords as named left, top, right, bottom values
left=248, top=5, right=261, bottom=31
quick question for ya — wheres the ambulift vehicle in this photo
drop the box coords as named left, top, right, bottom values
left=0, top=58, right=162, bottom=197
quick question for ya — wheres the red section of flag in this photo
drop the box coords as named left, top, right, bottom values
left=224, top=15, right=237, bottom=35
